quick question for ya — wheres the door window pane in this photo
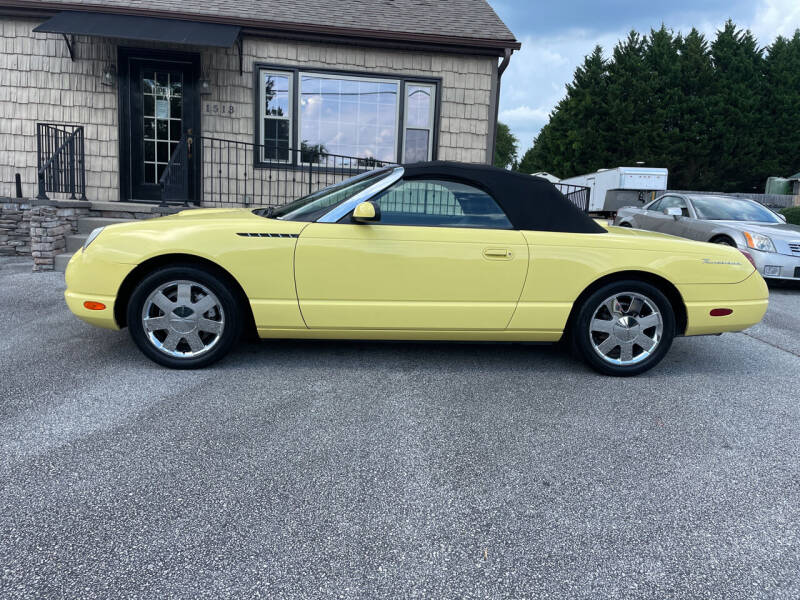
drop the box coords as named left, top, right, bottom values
left=647, top=198, right=664, bottom=211
left=372, top=180, right=512, bottom=229
left=299, top=74, right=399, bottom=164
left=142, top=70, right=183, bottom=184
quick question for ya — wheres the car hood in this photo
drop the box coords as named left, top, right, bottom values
left=165, top=207, right=256, bottom=221
left=709, top=220, right=800, bottom=239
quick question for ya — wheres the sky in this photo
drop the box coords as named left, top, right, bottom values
left=488, top=0, right=800, bottom=154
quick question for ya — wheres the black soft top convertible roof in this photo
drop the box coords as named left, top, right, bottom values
left=401, top=161, right=605, bottom=234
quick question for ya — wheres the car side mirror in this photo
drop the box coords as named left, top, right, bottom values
left=664, top=207, right=682, bottom=219
left=352, top=201, right=381, bottom=223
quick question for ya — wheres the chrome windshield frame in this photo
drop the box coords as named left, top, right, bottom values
left=316, top=166, right=404, bottom=223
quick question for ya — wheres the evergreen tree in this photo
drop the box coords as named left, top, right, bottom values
left=671, top=28, right=715, bottom=189
left=521, top=21, right=794, bottom=192
left=709, top=21, right=765, bottom=191
left=763, top=31, right=800, bottom=178
left=604, top=31, right=649, bottom=164
left=641, top=26, right=681, bottom=166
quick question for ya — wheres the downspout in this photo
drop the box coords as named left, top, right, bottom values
left=489, top=48, right=513, bottom=166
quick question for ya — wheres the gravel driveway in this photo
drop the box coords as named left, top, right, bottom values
left=1, top=257, right=798, bottom=599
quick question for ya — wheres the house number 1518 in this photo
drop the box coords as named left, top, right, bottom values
left=205, top=103, right=235, bottom=116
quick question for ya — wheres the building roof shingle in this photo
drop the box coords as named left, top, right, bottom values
left=8, top=0, right=520, bottom=52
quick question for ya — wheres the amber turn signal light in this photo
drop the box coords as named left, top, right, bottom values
left=709, top=308, right=733, bottom=317
left=83, top=301, right=106, bottom=311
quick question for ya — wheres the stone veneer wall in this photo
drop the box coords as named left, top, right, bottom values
left=1, top=17, right=497, bottom=205
left=29, top=202, right=90, bottom=271
left=0, top=200, right=32, bottom=256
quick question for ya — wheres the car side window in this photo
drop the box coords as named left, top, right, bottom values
left=364, top=179, right=513, bottom=229
left=647, top=198, right=664, bottom=212
left=659, top=195, right=689, bottom=217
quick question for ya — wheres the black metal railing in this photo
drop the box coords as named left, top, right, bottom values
left=196, top=135, right=390, bottom=207
left=553, top=182, right=590, bottom=212
left=159, top=137, right=190, bottom=207
left=36, top=123, right=86, bottom=201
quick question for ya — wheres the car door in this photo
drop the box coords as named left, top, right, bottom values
left=637, top=195, right=684, bottom=234
left=294, top=179, right=529, bottom=330
left=678, top=198, right=711, bottom=241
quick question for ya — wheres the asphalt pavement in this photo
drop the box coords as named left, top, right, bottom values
left=1, top=257, right=798, bottom=599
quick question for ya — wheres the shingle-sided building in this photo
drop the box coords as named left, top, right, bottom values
left=0, top=0, right=519, bottom=207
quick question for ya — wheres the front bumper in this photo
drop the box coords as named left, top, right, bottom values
left=749, top=248, right=800, bottom=281
left=64, top=248, right=135, bottom=330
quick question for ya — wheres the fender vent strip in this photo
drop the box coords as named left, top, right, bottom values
left=237, top=233, right=299, bottom=238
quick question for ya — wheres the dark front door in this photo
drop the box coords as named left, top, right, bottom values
left=120, top=50, right=200, bottom=203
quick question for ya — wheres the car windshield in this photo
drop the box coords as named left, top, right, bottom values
left=255, top=167, right=396, bottom=222
left=690, top=196, right=781, bottom=223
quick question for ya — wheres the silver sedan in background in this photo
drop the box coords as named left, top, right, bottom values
left=614, top=193, right=800, bottom=281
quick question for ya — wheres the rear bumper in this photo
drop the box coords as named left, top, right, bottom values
left=680, top=271, right=769, bottom=336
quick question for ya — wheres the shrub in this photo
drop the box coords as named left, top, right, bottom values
left=780, top=206, right=800, bottom=225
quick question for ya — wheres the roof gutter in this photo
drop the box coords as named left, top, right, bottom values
left=489, top=48, right=513, bottom=166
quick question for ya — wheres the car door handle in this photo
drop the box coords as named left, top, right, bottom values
left=483, top=248, right=512, bottom=259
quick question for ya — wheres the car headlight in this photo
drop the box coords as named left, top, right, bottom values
left=82, top=227, right=105, bottom=251
left=743, top=231, right=776, bottom=253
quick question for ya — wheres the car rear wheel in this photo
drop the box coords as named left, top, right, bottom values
left=127, top=265, right=242, bottom=369
left=572, top=281, right=675, bottom=376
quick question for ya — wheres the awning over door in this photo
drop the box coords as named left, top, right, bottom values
left=33, top=11, right=241, bottom=47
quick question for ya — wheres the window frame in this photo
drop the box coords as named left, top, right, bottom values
left=259, top=69, right=294, bottom=164
left=402, top=82, right=437, bottom=164
left=253, top=64, right=441, bottom=171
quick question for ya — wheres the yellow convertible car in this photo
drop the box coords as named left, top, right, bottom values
left=65, top=162, right=768, bottom=376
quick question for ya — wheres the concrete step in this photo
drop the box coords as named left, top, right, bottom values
left=55, top=252, right=73, bottom=273
left=90, top=201, right=157, bottom=214
left=66, top=233, right=88, bottom=253
left=78, top=217, right=131, bottom=234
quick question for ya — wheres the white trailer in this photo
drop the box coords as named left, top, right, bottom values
left=560, top=167, right=669, bottom=214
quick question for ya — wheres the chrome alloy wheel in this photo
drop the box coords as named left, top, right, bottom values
left=589, top=292, right=663, bottom=366
left=141, top=280, right=225, bottom=358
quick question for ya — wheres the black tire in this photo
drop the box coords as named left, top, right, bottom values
left=126, top=265, right=243, bottom=369
left=618, top=222, right=633, bottom=228
left=571, top=280, right=676, bottom=377
left=710, top=236, right=735, bottom=247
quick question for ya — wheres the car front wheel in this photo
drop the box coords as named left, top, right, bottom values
left=572, top=281, right=676, bottom=376
left=127, top=265, right=242, bottom=369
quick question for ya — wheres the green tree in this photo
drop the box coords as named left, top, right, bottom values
left=763, top=31, right=800, bottom=178
left=670, top=28, right=715, bottom=189
left=604, top=31, right=649, bottom=164
left=493, top=122, right=519, bottom=169
left=523, top=21, right=796, bottom=192
left=641, top=26, right=682, bottom=165
left=709, top=21, right=765, bottom=191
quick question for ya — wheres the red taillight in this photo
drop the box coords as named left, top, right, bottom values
left=83, top=301, right=106, bottom=311
left=739, top=249, right=756, bottom=269
left=710, top=308, right=733, bottom=317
